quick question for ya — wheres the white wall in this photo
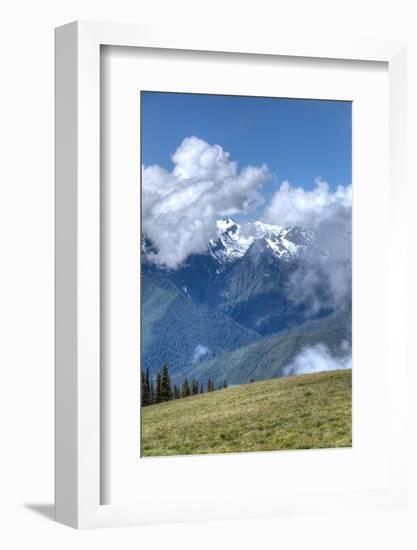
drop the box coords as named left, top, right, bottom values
left=1, top=0, right=416, bottom=548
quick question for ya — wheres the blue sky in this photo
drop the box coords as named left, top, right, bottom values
left=141, top=91, right=351, bottom=221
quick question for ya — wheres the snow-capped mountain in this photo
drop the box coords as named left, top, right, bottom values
left=141, top=217, right=324, bottom=335
left=141, top=216, right=351, bottom=383
left=208, top=218, right=314, bottom=266
left=142, top=217, right=314, bottom=269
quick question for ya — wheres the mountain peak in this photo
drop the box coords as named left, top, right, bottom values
left=142, top=219, right=314, bottom=269
left=209, top=218, right=310, bottom=266
left=216, top=218, right=238, bottom=232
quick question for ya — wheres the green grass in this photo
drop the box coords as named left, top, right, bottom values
left=141, top=370, right=352, bottom=457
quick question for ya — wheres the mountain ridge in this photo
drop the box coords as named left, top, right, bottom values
left=141, top=217, right=351, bottom=384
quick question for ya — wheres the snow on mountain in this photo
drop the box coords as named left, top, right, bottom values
left=208, top=218, right=313, bottom=265
left=208, top=219, right=254, bottom=264
left=266, top=226, right=315, bottom=260
left=142, top=218, right=315, bottom=269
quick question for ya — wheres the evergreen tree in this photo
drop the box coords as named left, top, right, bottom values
left=191, top=379, right=199, bottom=395
left=199, top=383, right=204, bottom=394
left=155, top=372, right=162, bottom=403
left=145, top=369, right=150, bottom=396
left=141, top=370, right=148, bottom=407
left=174, top=385, right=180, bottom=399
left=207, top=379, right=214, bottom=392
left=223, top=380, right=228, bottom=389
left=181, top=378, right=190, bottom=398
left=161, top=363, right=172, bottom=402
left=149, top=379, right=155, bottom=404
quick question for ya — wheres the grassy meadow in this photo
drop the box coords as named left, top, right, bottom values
left=141, top=369, right=352, bottom=457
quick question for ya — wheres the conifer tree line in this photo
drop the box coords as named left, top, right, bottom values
left=141, top=363, right=228, bottom=407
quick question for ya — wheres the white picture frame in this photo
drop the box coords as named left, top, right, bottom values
left=55, top=20, right=407, bottom=529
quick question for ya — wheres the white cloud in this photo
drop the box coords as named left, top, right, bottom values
left=263, top=178, right=352, bottom=229
left=192, top=344, right=211, bottom=364
left=142, top=136, right=270, bottom=268
left=283, top=341, right=352, bottom=377
left=263, top=179, right=352, bottom=314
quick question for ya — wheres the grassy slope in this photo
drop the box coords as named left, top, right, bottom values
left=142, top=370, right=352, bottom=457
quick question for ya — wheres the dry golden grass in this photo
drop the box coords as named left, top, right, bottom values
left=141, top=370, right=352, bottom=457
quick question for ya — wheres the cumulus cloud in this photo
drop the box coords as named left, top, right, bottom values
left=283, top=340, right=352, bottom=377
left=263, top=179, right=352, bottom=314
left=263, top=178, right=351, bottom=229
left=142, top=137, right=270, bottom=268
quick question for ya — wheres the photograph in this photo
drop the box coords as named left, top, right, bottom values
left=140, top=91, right=352, bottom=457
left=0, top=2, right=410, bottom=543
